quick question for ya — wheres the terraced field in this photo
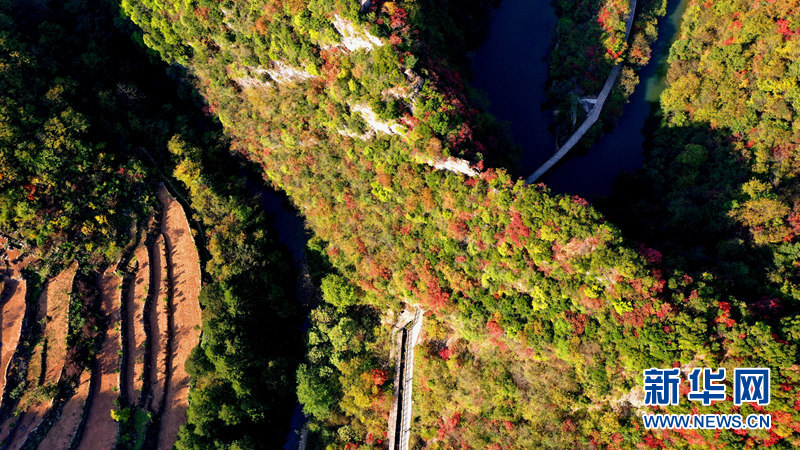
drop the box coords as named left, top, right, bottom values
left=156, top=186, right=202, bottom=449
left=148, top=235, right=169, bottom=415
left=77, top=265, right=122, bottom=449
left=125, top=244, right=149, bottom=405
left=2, top=261, right=77, bottom=449
left=0, top=186, right=203, bottom=449
left=37, top=369, right=91, bottom=450
left=0, top=278, right=26, bottom=398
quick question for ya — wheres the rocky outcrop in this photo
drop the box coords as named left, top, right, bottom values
left=331, top=15, right=383, bottom=52
left=350, top=103, right=405, bottom=136
left=425, top=157, right=478, bottom=177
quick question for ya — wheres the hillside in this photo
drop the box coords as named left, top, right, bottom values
left=0, top=0, right=302, bottom=447
left=122, top=0, right=800, bottom=447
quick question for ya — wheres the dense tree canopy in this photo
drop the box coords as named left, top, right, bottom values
left=122, top=0, right=800, bottom=446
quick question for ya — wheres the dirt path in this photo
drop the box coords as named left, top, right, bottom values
left=77, top=265, right=122, bottom=450
left=4, top=262, right=77, bottom=450
left=156, top=186, right=202, bottom=450
left=38, top=368, right=92, bottom=449
left=0, top=278, right=26, bottom=400
left=126, top=245, right=149, bottom=405
left=148, top=236, right=169, bottom=414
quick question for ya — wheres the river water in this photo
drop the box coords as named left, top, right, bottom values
left=471, top=0, right=689, bottom=199
left=242, top=175, right=312, bottom=449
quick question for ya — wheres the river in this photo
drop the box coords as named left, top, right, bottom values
left=242, top=173, right=312, bottom=449
left=471, top=0, right=689, bottom=199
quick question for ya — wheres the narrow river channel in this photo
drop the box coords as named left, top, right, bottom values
left=242, top=174, right=312, bottom=449
left=471, top=0, right=689, bottom=199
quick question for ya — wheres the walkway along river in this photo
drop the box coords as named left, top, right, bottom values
left=472, top=0, right=690, bottom=198
left=526, top=0, right=638, bottom=184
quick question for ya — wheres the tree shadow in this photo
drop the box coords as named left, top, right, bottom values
left=600, top=122, right=784, bottom=306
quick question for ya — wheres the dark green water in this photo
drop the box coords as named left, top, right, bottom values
left=471, top=0, right=689, bottom=199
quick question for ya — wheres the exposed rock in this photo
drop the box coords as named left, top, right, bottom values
left=404, top=68, right=424, bottom=99
left=425, top=157, right=478, bottom=177
left=382, top=69, right=423, bottom=102
left=351, top=103, right=405, bottom=136
left=332, top=15, right=383, bottom=52
left=234, top=75, right=272, bottom=90
left=263, top=61, right=317, bottom=84
left=337, top=128, right=374, bottom=141
left=382, top=84, right=412, bottom=100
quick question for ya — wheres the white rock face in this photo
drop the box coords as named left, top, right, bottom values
left=263, top=61, right=316, bottom=84
left=351, top=103, right=404, bottom=136
left=332, top=15, right=383, bottom=52
left=337, top=129, right=372, bottom=140
left=614, top=386, right=646, bottom=410
left=425, top=157, right=478, bottom=177
left=234, top=76, right=272, bottom=89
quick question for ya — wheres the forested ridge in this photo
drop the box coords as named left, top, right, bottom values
left=120, top=0, right=800, bottom=447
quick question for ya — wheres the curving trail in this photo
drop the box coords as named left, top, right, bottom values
left=77, top=265, right=122, bottom=450
left=526, top=0, right=638, bottom=183
left=156, top=186, right=202, bottom=450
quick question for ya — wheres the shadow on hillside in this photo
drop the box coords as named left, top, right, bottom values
left=599, top=122, right=783, bottom=305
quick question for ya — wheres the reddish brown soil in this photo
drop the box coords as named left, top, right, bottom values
left=148, top=235, right=169, bottom=414
left=40, top=262, right=77, bottom=385
left=125, top=244, right=149, bottom=405
left=76, top=265, right=121, bottom=450
left=0, top=337, right=41, bottom=443
left=38, top=368, right=92, bottom=449
left=4, top=262, right=77, bottom=450
left=0, top=278, right=26, bottom=397
left=0, top=340, right=42, bottom=445
left=156, top=186, right=202, bottom=450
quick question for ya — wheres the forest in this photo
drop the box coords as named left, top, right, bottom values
left=1, top=0, right=800, bottom=447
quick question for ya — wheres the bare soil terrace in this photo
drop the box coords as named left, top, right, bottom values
left=156, top=186, right=202, bottom=450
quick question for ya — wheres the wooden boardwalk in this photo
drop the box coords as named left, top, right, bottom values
left=387, top=308, right=423, bottom=450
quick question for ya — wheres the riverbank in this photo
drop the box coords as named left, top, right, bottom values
left=471, top=0, right=686, bottom=198
left=541, top=0, right=687, bottom=198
